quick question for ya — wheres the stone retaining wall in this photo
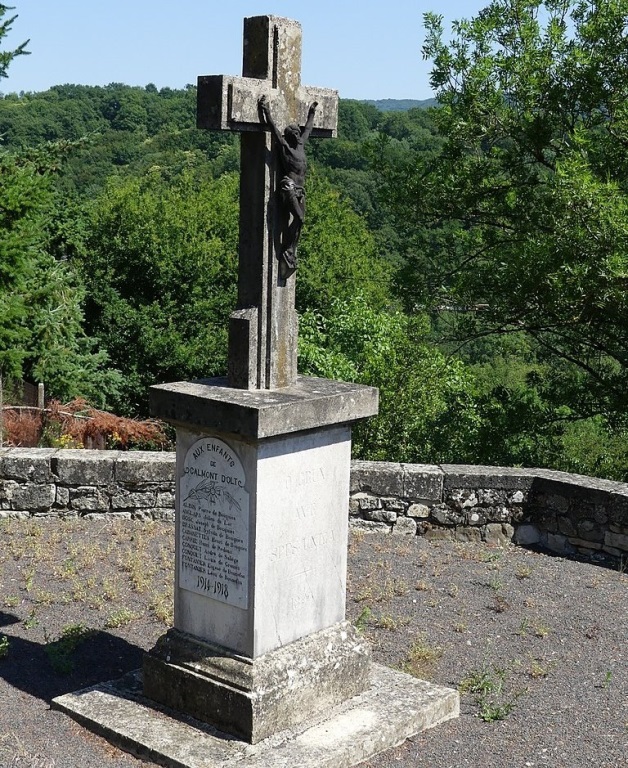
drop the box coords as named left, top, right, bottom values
left=1, top=448, right=626, bottom=559
left=350, top=462, right=628, bottom=559
left=0, top=449, right=176, bottom=521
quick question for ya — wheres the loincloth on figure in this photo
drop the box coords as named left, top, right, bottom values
left=279, top=176, right=305, bottom=209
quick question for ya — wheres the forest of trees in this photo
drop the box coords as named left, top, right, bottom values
left=1, top=1, right=627, bottom=479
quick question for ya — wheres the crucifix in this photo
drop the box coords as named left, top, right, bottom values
left=197, top=15, right=338, bottom=390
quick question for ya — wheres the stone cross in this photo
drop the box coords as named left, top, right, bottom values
left=197, top=15, right=338, bottom=390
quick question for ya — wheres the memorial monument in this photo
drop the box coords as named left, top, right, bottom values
left=53, top=15, right=459, bottom=767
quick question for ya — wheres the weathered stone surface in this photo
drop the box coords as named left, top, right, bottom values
left=484, top=523, right=514, bottom=546
left=53, top=664, right=459, bottom=768
left=514, top=524, right=540, bottom=546
left=1, top=448, right=55, bottom=482
left=442, top=465, right=536, bottom=491
left=151, top=377, right=378, bottom=439
left=557, top=515, right=578, bottom=537
left=608, top=493, right=628, bottom=528
left=350, top=461, right=404, bottom=496
left=111, top=491, right=156, bottom=509
left=83, top=511, right=132, bottom=520
left=143, top=623, right=371, bottom=744
left=568, top=537, right=603, bottom=551
left=349, top=519, right=391, bottom=534
left=0, top=510, right=30, bottom=520
left=11, top=483, right=55, bottom=512
left=115, top=451, right=175, bottom=484
left=407, top=503, right=430, bottom=518
left=541, top=532, right=577, bottom=556
left=70, top=487, right=110, bottom=513
left=155, top=491, right=175, bottom=508
left=54, top=450, right=118, bottom=485
left=55, top=486, right=70, bottom=507
left=362, top=507, right=396, bottom=523
left=423, top=526, right=455, bottom=542
left=484, top=505, right=511, bottom=523
left=0, top=479, right=18, bottom=508
left=431, top=505, right=464, bottom=527
left=381, top=496, right=407, bottom=512
left=576, top=518, right=604, bottom=543
left=465, top=509, right=487, bottom=526
left=402, top=464, right=443, bottom=502
left=353, top=492, right=382, bottom=512
left=605, top=530, right=628, bottom=552
left=392, top=517, right=417, bottom=535
left=524, top=504, right=558, bottom=533
left=448, top=489, right=478, bottom=509
left=453, top=526, right=482, bottom=543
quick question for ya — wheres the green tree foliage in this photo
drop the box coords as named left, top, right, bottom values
left=0, top=4, right=28, bottom=80
left=0, top=142, right=121, bottom=404
left=394, top=0, right=628, bottom=424
left=297, top=172, right=392, bottom=314
left=375, top=1, right=628, bottom=479
left=0, top=8, right=118, bottom=404
left=78, top=169, right=240, bottom=415
left=0, top=83, right=236, bottom=196
left=299, top=295, right=480, bottom=462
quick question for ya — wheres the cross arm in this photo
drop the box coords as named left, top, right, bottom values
left=197, top=75, right=338, bottom=137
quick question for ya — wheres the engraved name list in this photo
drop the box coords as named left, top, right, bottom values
left=179, top=437, right=250, bottom=609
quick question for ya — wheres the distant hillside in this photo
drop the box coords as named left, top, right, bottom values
left=364, top=98, right=437, bottom=111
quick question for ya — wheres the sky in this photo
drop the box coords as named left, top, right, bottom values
left=1, top=1, right=487, bottom=101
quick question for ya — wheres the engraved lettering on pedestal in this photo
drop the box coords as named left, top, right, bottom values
left=180, top=437, right=249, bottom=609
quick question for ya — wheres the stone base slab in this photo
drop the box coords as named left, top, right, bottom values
left=52, top=664, right=459, bottom=768
left=142, top=623, right=371, bottom=743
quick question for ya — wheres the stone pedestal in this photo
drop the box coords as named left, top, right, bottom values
left=144, top=375, right=378, bottom=742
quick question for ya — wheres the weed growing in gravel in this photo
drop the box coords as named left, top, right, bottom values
left=105, top=608, right=137, bottom=628
left=487, top=575, right=503, bottom=591
left=490, top=595, right=510, bottom=613
left=515, top=564, right=532, bottom=580
left=149, top=590, right=174, bottom=625
left=375, top=614, right=398, bottom=631
left=23, top=610, right=38, bottom=629
left=0, top=635, right=9, bottom=658
left=3, top=594, right=19, bottom=608
left=44, top=623, right=94, bottom=674
left=354, top=606, right=372, bottom=632
left=23, top=567, right=35, bottom=592
left=528, top=657, right=551, bottom=679
left=459, top=663, right=526, bottom=722
left=402, top=634, right=443, bottom=678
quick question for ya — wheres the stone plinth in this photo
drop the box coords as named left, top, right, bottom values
left=143, top=623, right=370, bottom=744
left=145, top=374, right=379, bottom=741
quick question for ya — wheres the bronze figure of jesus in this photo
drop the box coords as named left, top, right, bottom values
left=259, top=95, right=318, bottom=277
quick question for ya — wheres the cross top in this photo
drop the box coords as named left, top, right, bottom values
left=198, top=16, right=337, bottom=139
left=197, top=16, right=338, bottom=391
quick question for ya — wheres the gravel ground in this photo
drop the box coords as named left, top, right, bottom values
left=0, top=518, right=626, bottom=768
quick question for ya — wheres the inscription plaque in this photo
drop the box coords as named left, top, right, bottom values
left=179, top=437, right=249, bottom=609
